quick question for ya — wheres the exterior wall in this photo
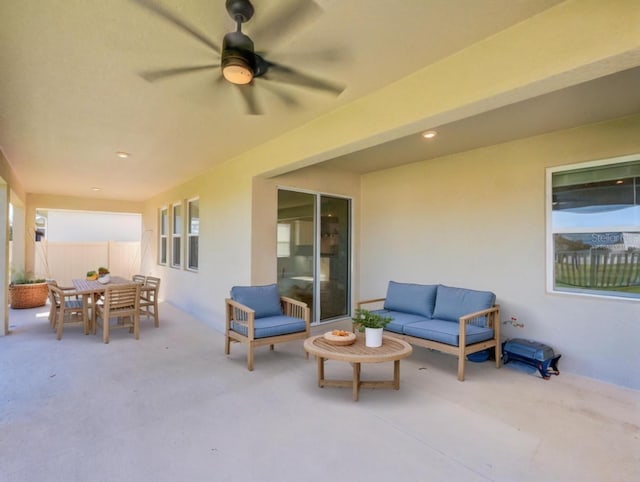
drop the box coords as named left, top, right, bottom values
left=1, top=149, right=25, bottom=335
left=141, top=163, right=252, bottom=329
left=141, top=163, right=361, bottom=332
left=135, top=1, right=640, bottom=388
left=359, top=114, right=640, bottom=389
left=251, top=164, right=361, bottom=286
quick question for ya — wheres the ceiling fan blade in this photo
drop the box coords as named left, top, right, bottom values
left=250, top=0, right=323, bottom=50
left=140, top=64, right=220, bottom=82
left=236, top=84, right=263, bottom=116
left=255, top=79, right=300, bottom=108
left=130, top=0, right=221, bottom=54
left=264, top=62, right=345, bottom=95
left=267, top=47, right=347, bottom=64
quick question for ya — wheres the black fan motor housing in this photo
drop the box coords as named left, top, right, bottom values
left=226, top=0, right=254, bottom=23
left=222, top=31, right=255, bottom=68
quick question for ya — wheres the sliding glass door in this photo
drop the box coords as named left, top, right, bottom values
left=277, top=189, right=350, bottom=323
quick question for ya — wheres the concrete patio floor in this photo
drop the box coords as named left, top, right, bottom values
left=1, top=302, right=638, bottom=482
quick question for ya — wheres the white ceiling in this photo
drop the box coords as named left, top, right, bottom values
left=5, top=0, right=633, bottom=202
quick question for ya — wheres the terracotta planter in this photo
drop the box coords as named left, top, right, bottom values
left=9, top=282, right=49, bottom=309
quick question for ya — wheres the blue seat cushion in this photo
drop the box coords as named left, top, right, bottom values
left=432, top=285, right=496, bottom=322
left=403, top=319, right=494, bottom=346
left=230, top=284, right=282, bottom=318
left=383, top=281, right=438, bottom=318
left=371, top=309, right=428, bottom=334
left=231, top=315, right=306, bottom=339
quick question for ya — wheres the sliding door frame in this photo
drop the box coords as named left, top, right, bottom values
left=277, top=186, right=353, bottom=324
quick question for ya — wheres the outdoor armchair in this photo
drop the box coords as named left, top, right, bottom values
left=225, top=284, right=310, bottom=371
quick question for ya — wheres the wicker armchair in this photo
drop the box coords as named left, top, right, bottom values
left=225, top=284, right=310, bottom=371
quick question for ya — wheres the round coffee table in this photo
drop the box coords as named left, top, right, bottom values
left=304, top=333, right=413, bottom=401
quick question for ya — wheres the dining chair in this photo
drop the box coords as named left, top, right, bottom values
left=93, top=283, right=141, bottom=344
left=132, top=274, right=146, bottom=284
left=48, top=285, right=89, bottom=340
left=47, top=280, right=80, bottom=330
left=225, top=283, right=310, bottom=371
left=139, top=276, right=160, bottom=327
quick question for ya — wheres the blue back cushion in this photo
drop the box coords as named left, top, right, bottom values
left=230, top=284, right=282, bottom=318
left=383, top=281, right=438, bottom=318
left=432, top=285, right=496, bottom=322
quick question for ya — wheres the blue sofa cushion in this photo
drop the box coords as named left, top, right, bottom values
left=371, top=309, right=428, bottom=334
left=432, top=285, right=496, bottom=322
left=403, top=319, right=494, bottom=346
left=383, top=281, right=438, bottom=318
left=230, top=284, right=282, bottom=319
left=231, top=315, right=306, bottom=339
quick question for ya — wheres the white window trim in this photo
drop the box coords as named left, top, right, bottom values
left=186, top=197, right=199, bottom=272
left=159, top=206, right=168, bottom=266
left=171, top=201, right=183, bottom=269
left=546, top=153, right=640, bottom=301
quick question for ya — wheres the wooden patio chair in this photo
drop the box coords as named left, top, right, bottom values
left=132, top=274, right=146, bottom=284
left=47, top=280, right=79, bottom=330
left=225, top=284, right=310, bottom=371
left=139, top=276, right=160, bottom=327
left=49, top=285, right=89, bottom=340
left=94, top=283, right=141, bottom=344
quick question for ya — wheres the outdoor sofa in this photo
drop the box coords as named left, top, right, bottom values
left=357, top=281, right=501, bottom=381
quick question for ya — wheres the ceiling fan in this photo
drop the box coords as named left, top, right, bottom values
left=131, top=0, right=346, bottom=115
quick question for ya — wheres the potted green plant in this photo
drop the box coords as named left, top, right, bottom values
left=9, top=271, right=49, bottom=309
left=352, top=308, right=393, bottom=347
left=97, top=267, right=110, bottom=284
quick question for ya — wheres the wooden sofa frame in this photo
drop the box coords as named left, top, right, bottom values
left=225, top=296, right=310, bottom=371
left=357, top=298, right=501, bottom=381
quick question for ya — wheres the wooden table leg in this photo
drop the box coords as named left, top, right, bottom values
left=317, top=356, right=325, bottom=387
left=82, top=294, right=90, bottom=335
left=352, top=362, right=361, bottom=401
left=394, top=359, right=400, bottom=390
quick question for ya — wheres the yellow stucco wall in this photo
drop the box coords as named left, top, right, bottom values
left=138, top=0, right=640, bottom=328
left=360, top=114, right=640, bottom=388
left=135, top=1, right=640, bottom=386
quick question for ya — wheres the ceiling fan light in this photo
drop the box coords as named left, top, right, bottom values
left=223, top=61, right=253, bottom=84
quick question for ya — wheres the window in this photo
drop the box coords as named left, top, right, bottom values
left=159, top=207, right=168, bottom=265
left=548, top=155, right=640, bottom=300
left=187, top=198, right=199, bottom=270
left=276, top=223, right=291, bottom=257
left=172, top=202, right=182, bottom=268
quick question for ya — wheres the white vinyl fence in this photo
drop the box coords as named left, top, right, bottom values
left=34, top=241, right=141, bottom=285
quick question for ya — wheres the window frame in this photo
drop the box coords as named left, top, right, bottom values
left=171, top=201, right=183, bottom=269
left=546, top=153, right=640, bottom=301
left=158, top=206, right=168, bottom=266
left=186, top=197, right=199, bottom=271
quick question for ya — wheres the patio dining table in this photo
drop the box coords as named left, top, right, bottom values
left=72, top=276, right=138, bottom=327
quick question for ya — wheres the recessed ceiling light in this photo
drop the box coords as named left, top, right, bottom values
left=91, top=187, right=101, bottom=192
left=116, top=151, right=130, bottom=158
left=422, top=130, right=437, bottom=139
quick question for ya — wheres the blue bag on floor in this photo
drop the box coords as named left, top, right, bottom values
left=502, top=338, right=561, bottom=380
